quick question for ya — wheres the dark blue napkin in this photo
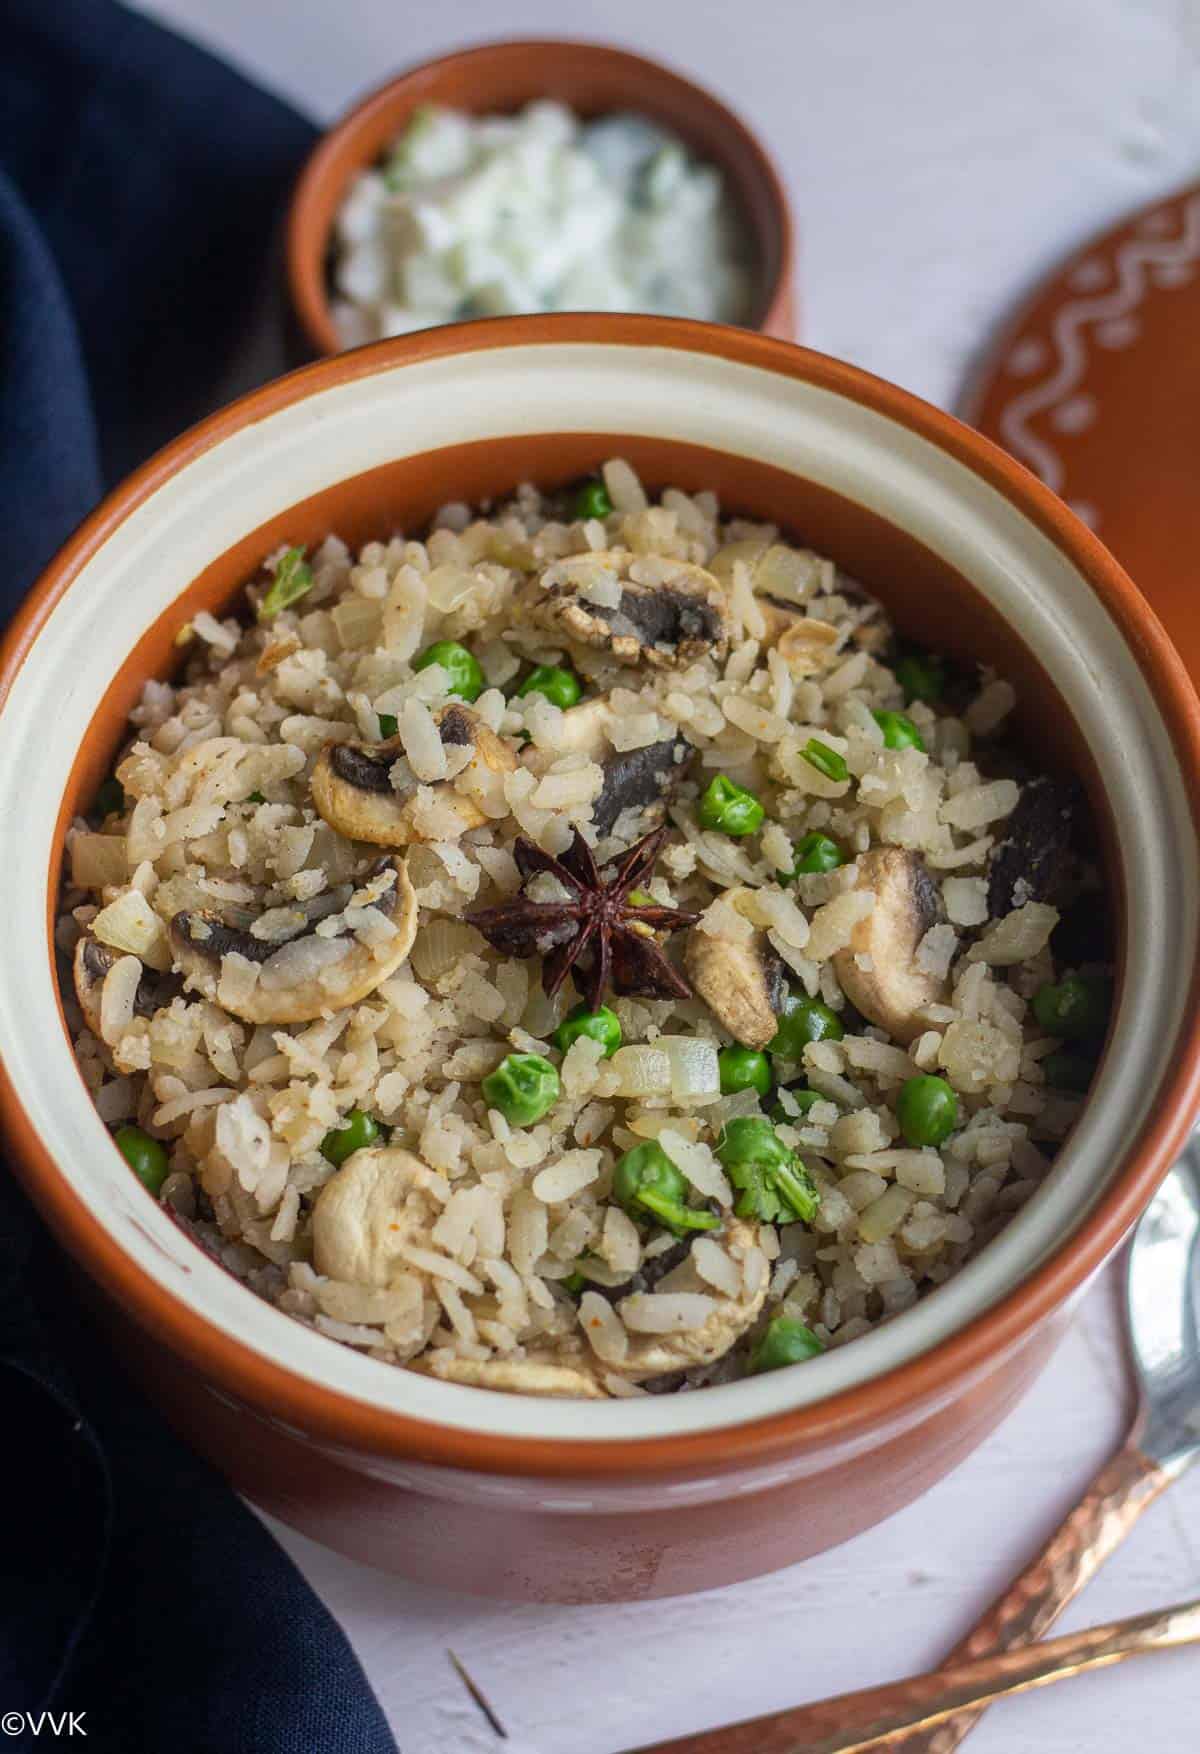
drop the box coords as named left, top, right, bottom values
left=1, top=5, right=398, bottom=1749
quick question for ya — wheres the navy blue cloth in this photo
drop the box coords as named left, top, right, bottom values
left=1, top=5, right=398, bottom=1749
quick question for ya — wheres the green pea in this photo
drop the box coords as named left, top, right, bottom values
left=1032, top=974, right=1111, bottom=1041
left=872, top=709, right=925, bottom=752
left=94, top=777, right=125, bottom=820
left=412, top=640, right=484, bottom=702
left=114, top=1125, right=169, bottom=1195
left=895, top=653, right=945, bottom=705
left=770, top=1085, right=824, bottom=1124
left=802, top=739, right=849, bottom=783
left=768, top=992, right=844, bottom=1060
left=750, top=1315, right=826, bottom=1373
left=1042, top=1051, right=1095, bottom=1093
left=627, top=890, right=656, bottom=908
left=718, top=1046, right=773, bottom=1098
left=553, top=1002, right=622, bottom=1058
left=612, top=1141, right=721, bottom=1236
left=482, top=1053, right=560, bottom=1126
left=790, top=831, right=845, bottom=876
left=574, top=478, right=613, bottom=521
left=517, top=665, right=583, bottom=709
left=896, top=1074, right=959, bottom=1148
left=715, top=1116, right=820, bottom=1224
left=321, top=1108, right=382, bottom=1167
left=697, top=774, right=765, bottom=837
left=377, top=712, right=398, bottom=739
left=258, top=546, right=314, bottom=620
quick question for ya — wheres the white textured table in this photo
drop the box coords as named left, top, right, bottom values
left=135, top=2, right=1200, bottom=1746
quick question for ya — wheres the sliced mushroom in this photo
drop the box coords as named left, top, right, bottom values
left=592, top=736, right=696, bottom=837
left=683, top=890, right=787, bottom=1049
left=169, top=856, right=418, bottom=1025
left=523, top=695, right=695, bottom=838
left=312, top=1145, right=441, bottom=1285
left=608, top=1218, right=769, bottom=1381
left=73, top=936, right=182, bottom=1037
left=832, top=848, right=946, bottom=1044
left=518, top=550, right=729, bottom=669
left=413, top=1354, right=608, bottom=1399
left=311, top=704, right=515, bottom=847
left=987, top=776, right=1080, bottom=919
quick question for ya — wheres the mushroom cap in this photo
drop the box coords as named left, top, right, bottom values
left=518, top=549, right=729, bottom=669
left=832, top=848, right=946, bottom=1044
left=413, top=1354, right=608, bottom=1399
left=609, top=1219, right=770, bottom=1381
left=683, top=891, right=786, bottom=1049
left=312, top=1144, right=438, bottom=1285
left=169, top=857, right=418, bottom=1025
left=73, top=935, right=181, bottom=1037
left=310, top=704, right=515, bottom=847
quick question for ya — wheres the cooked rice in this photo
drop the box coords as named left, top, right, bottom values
left=58, top=461, right=1108, bottom=1398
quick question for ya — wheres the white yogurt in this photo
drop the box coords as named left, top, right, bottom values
left=331, top=101, right=755, bottom=344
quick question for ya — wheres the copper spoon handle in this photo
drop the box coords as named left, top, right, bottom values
left=882, top=1439, right=1172, bottom=1753
left=626, top=1440, right=1173, bottom=1754
left=627, top=1593, right=1200, bottom=1754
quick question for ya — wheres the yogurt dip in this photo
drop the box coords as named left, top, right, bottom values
left=330, top=100, right=755, bottom=343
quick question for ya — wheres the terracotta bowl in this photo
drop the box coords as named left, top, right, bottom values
left=286, top=39, right=796, bottom=354
left=4, top=317, right=1199, bottom=1604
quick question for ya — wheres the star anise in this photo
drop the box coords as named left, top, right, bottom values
left=467, top=825, right=698, bottom=1010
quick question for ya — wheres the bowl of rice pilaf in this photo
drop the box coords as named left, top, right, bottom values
left=3, top=316, right=1199, bottom=1601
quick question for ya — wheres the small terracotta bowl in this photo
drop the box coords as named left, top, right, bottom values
left=286, top=39, right=796, bottom=354
left=4, top=317, right=1200, bottom=1603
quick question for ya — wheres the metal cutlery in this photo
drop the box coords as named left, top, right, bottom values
left=624, top=1139, right=1200, bottom=1754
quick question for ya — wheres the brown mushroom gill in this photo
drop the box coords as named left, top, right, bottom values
left=593, top=736, right=694, bottom=837
left=326, top=743, right=396, bottom=795
left=437, top=704, right=477, bottom=747
left=609, top=586, right=724, bottom=650
left=519, top=552, right=730, bottom=669
left=987, top=775, right=1080, bottom=918
left=310, top=704, right=515, bottom=847
left=73, top=937, right=182, bottom=1035
left=832, top=847, right=946, bottom=1044
left=169, top=856, right=418, bottom=1025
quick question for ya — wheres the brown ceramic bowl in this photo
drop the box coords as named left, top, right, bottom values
left=3, top=316, right=1199, bottom=1603
left=286, top=39, right=796, bottom=353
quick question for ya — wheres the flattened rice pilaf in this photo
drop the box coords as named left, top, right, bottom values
left=59, top=460, right=1111, bottom=1398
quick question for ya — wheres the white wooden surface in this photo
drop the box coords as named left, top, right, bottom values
left=134, top=2, right=1200, bottom=1746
